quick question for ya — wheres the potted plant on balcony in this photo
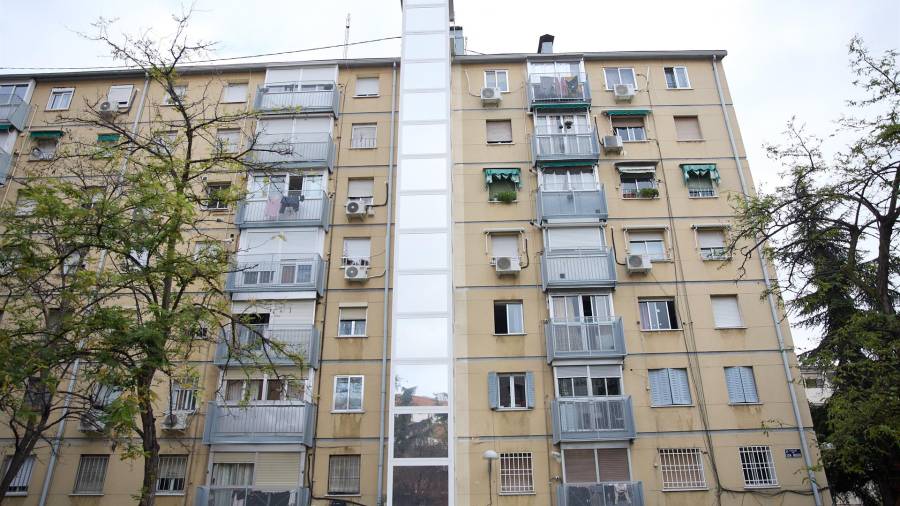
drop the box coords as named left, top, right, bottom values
left=492, top=190, right=518, bottom=203
left=638, top=188, right=659, bottom=199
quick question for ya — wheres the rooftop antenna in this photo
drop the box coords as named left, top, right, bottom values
left=343, top=13, right=351, bottom=59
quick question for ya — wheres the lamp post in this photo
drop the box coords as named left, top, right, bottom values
left=483, top=450, right=499, bottom=505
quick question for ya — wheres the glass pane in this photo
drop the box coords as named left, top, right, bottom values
left=393, top=364, right=448, bottom=406
left=506, top=303, right=524, bottom=333
left=393, top=413, right=448, bottom=458
left=392, top=466, right=448, bottom=506
left=394, top=317, right=449, bottom=359
left=499, top=375, right=511, bottom=407
left=513, top=375, right=526, bottom=407
left=573, top=377, right=589, bottom=397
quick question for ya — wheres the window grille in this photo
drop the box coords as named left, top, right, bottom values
left=172, top=383, right=197, bottom=411
left=73, top=455, right=109, bottom=494
left=2, top=455, right=35, bottom=494
left=658, top=448, right=706, bottom=489
left=499, top=453, right=534, bottom=495
left=156, top=455, right=187, bottom=493
left=739, top=446, right=778, bottom=487
left=328, top=455, right=361, bottom=494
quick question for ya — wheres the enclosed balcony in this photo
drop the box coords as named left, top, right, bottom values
left=254, top=81, right=339, bottom=116
left=546, top=317, right=625, bottom=362
left=551, top=396, right=635, bottom=442
left=214, top=324, right=320, bottom=369
left=532, top=133, right=600, bottom=166
left=0, top=95, right=28, bottom=131
left=195, top=486, right=311, bottom=506
left=557, top=482, right=644, bottom=506
left=202, top=401, right=315, bottom=446
left=225, top=255, right=326, bottom=296
left=537, top=186, right=608, bottom=222
left=251, top=133, right=335, bottom=170
left=541, top=249, right=617, bottom=290
left=527, top=71, right=591, bottom=111
left=235, top=190, right=330, bottom=229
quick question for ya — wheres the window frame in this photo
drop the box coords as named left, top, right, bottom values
left=493, top=300, right=525, bottom=335
left=354, top=76, right=380, bottom=97
left=739, top=446, right=779, bottom=488
left=639, top=298, right=679, bottom=331
left=626, top=229, right=668, bottom=261
left=333, top=375, right=365, bottom=412
left=328, top=454, right=361, bottom=495
left=72, top=454, right=109, bottom=495
left=155, top=455, right=188, bottom=495
left=664, top=66, right=692, bottom=89
left=484, top=69, right=510, bottom=93
left=171, top=381, right=198, bottom=412
left=2, top=455, right=35, bottom=495
left=649, top=368, right=692, bottom=406
left=711, top=295, right=744, bottom=329
left=215, top=128, right=242, bottom=154
left=497, top=372, right=528, bottom=410
left=674, top=115, right=704, bottom=141
left=204, top=182, right=231, bottom=211
left=338, top=306, right=368, bottom=337
left=603, top=67, right=637, bottom=90
left=485, top=119, right=513, bottom=144
left=619, top=172, right=657, bottom=199
left=163, top=85, right=188, bottom=106
left=687, top=172, right=717, bottom=198
left=695, top=227, right=729, bottom=260
left=724, top=366, right=760, bottom=405
left=46, top=88, right=74, bottom=111
left=498, top=452, right=535, bottom=495
left=221, top=82, right=249, bottom=104
left=658, top=448, right=707, bottom=490
left=350, top=123, right=377, bottom=149
left=107, top=85, right=134, bottom=108
left=341, top=237, right=372, bottom=267
left=611, top=117, right=647, bottom=142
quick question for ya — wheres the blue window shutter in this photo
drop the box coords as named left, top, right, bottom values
left=671, top=369, right=692, bottom=405
left=739, top=367, right=758, bottom=403
left=488, top=372, right=499, bottom=410
left=725, top=367, right=744, bottom=403
left=525, top=372, right=536, bottom=409
left=649, top=369, right=672, bottom=406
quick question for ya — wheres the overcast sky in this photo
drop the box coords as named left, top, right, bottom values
left=2, top=0, right=898, bottom=350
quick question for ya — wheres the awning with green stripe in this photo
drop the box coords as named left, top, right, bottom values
left=604, top=109, right=651, bottom=117
left=539, top=160, right=596, bottom=168
left=680, top=163, right=720, bottom=183
left=30, top=130, right=63, bottom=139
left=97, top=133, right=120, bottom=142
left=484, top=168, right=521, bottom=186
left=532, top=102, right=591, bottom=111
left=0, top=125, right=11, bottom=132
left=616, top=163, right=657, bottom=174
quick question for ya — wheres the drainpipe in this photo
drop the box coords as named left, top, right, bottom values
left=711, top=56, right=823, bottom=506
left=375, top=61, right=398, bottom=506
left=37, top=72, right=152, bottom=506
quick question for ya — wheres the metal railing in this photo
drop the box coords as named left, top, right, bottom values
left=551, top=396, right=635, bottom=442
left=225, top=254, right=326, bottom=296
left=251, top=133, right=334, bottom=170
left=214, top=324, right=320, bottom=368
left=235, top=190, right=330, bottom=229
left=541, top=249, right=617, bottom=290
left=0, top=95, right=28, bottom=131
left=689, top=187, right=717, bottom=198
left=195, top=486, right=311, bottom=506
left=532, top=133, right=600, bottom=164
left=545, top=317, right=625, bottom=362
left=557, top=482, right=644, bottom=506
left=527, top=72, right=591, bottom=107
left=537, top=186, right=608, bottom=222
left=202, top=402, right=315, bottom=446
left=254, top=81, right=339, bottom=116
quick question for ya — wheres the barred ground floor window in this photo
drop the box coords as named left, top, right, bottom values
left=739, top=446, right=778, bottom=487
left=658, top=448, right=706, bottom=490
left=499, top=452, right=534, bottom=495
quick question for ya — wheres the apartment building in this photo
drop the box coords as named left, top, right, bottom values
left=0, top=3, right=828, bottom=505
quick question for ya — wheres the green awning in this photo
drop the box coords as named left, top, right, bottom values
left=30, top=130, right=63, bottom=139
left=484, top=168, right=521, bottom=186
left=532, top=102, right=591, bottom=111
left=97, top=133, right=120, bottom=143
left=0, top=125, right=11, bottom=132
left=616, top=163, right=657, bottom=174
left=539, top=160, right=596, bottom=168
left=604, top=109, right=651, bottom=117
left=680, top=163, right=720, bottom=183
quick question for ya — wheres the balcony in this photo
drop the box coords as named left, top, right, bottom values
left=214, top=324, right=320, bottom=369
left=545, top=317, right=625, bottom=362
left=225, top=255, right=326, bottom=296
left=537, top=187, right=608, bottom=223
left=251, top=133, right=335, bottom=170
left=195, top=486, right=311, bottom=506
left=235, top=190, right=330, bottom=229
left=541, top=249, right=617, bottom=290
left=0, top=148, right=11, bottom=183
left=254, top=81, right=339, bottom=116
left=557, top=482, right=644, bottom=506
left=202, top=402, right=315, bottom=446
left=551, top=396, right=635, bottom=442
left=532, top=133, right=600, bottom=166
left=0, top=96, right=28, bottom=131
left=527, top=72, right=591, bottom=111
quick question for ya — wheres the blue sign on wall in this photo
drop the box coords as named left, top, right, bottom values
left=785, top=448, right=802, bottom=458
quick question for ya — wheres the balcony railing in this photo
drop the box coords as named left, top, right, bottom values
left=214, top=324, right=320, bottom=368
left=532, top=133, right=600, bottom=165
left=557, top=482, right=644, bottom=506
left=225, top=254, right=326, bottom=296
left=235, top=190, right=330, bottom=229
left=551, top=396, right=635, bottom=442
left=527, top=72, right=591, bottom=109
left=0, top=148, right=11, bottom=183
left=537, top=187, right=608, bottom=222
left=541, top=249, right=617, bottom=290
left=0, top=95, right=28, bottom=131
left=202, top=402, right=315, bottom=446
left=251, top=133, right=334, bottom=170
left=195, top=486, right=311, bottom=506
left=254, top=81, right=339, bottom=116
left=546, top=317, right=625, bottom=362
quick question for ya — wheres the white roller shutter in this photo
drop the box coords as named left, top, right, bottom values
left=589, top=365, right=621, bottom=378
left=697, top=229, right=725, bottom=249
left=343, top=238, right=371, bottom=259
left=348, top=179, right=375, bottom=198
left=300, top=66, right=336, bottom=82
left=711, top=295, right=743, bottom=328
left=212, top=452, right=255, bottom=464
left=627, top=230, right=664, bottom=242
left=547, top=227, right=603, bottom=249
left=355, top=77, right=380, bottom=97
left=255, top=453, right=301, bottom=486
left=266, top=68, right=302, bottom=84
left=556, top=366, right=588, bottom=378
left=491, top=235, right=518, bottom=258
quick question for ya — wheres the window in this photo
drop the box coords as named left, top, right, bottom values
left=156, top=455, right=187, bottom=494
left=342, top=238, right=371, bottom=267
left=499, top=453, right=534, bottom=495
left=193, top=241, right=222, bottom=260
left=620, top=171, right=657, bottom=199
left=338, top=307, right=367, bottom=337
left=697, top=229, right=727, bottom=260
left=354, top=77, right=379, bottom=97
left=350, top=123, right=377, bottom=149
left=163, top=85, right=187, bottom=105
left=221, top=83, right=248, bottom=103
left=333, top=375, right=364, bottom=412
left=62, top=250, right=83, bottom=275
left=171, top=382, right=198, bottom=411
left=628, top=230, right=667, bottom=261
left=711, top=295, right=743, bottom=328
left=216, top=129, right=241, bottom=153
left=107, top=85, right=134, bottom=108
left=73, top=455, right=109, bottom=494
left=328, top=455, right=360, bottom=495
left=211, top=462, right=253, bottom=488
left=485, top=169, right=520, bottom=202
left=222, top=378, right=304, bottom=402
left=563, top=448, right=630, bottom=483
left=31, top=138, right=58, bottom=160
left=659, top=448, right=706, bottom=490
left=490, top=234, right=519, bottom=264
left=739, top=446, right=778, bottom=487
left=495, top=373, right=528, bottom=409
left=2, top=455, right=35, bottom=495
left=664, top=67, right=691, bottom=89
left=649, top=368, right=692, bottom=406
left=204, top=182, right=230, bottom=210
left=546, top=226, right=604, bottom=251
left=486, top=119, right=513, bottom=144
left=0, top=84, right=28, bottom=104
left=639, top=299, right=679, bottom=330
left=674, top=116, right=702, bottom=141
left=724, top=366, right=759, bottom=404
left=348, top=178, right=375, bottom=205
left=556, top=365, right=622, bottom=398
left=687, top=172, right=716, bottom=197
left=493, top=301, right=524, bottom=335
left=604, top=67, right=636, bottom=90
left=484, top=70, right=509, bottom=92
left=612, top=117, right=646, bottom=142
left=541, top=167, right=595, bottom=191
left=47, top=88, right=74, bottom=110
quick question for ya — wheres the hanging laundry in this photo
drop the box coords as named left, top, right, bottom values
left=264, top=195, right=281, bottom=219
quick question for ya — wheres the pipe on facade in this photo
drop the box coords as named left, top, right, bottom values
left=710, top=56, right=823, bottom=506
left=375, top=61, right=398, bottom=506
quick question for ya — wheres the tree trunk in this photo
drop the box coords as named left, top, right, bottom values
left=876, top=222, right=895, bottom=315
left=138, top=376, right=160, bottom=506
left=0, top=431, right=41, bottom=505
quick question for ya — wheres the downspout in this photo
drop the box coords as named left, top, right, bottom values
left=711, top=56, right=823, bottom=506
left=375, top=61, right=398, bottom=506
left=37, top=72, right=152, bottom=506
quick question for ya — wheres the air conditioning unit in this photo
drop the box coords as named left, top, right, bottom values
left=98, top=100, right=117, bottom=119
left=480, top=87, right=502, bottom=105
left=614, top=84, right=635, bottom=101
left=626, top=254, right=652, bottom=273
left=345, top=198, right=370, bottom=218
left=603, top=135, right=624, bottom=153
left=494, top=256, right=521, bottom=275
left=344, top=265, right=369, bottom=282
left=162, top=411, right=192, bottom=431
left=79, top=410, right=106, bottom=432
